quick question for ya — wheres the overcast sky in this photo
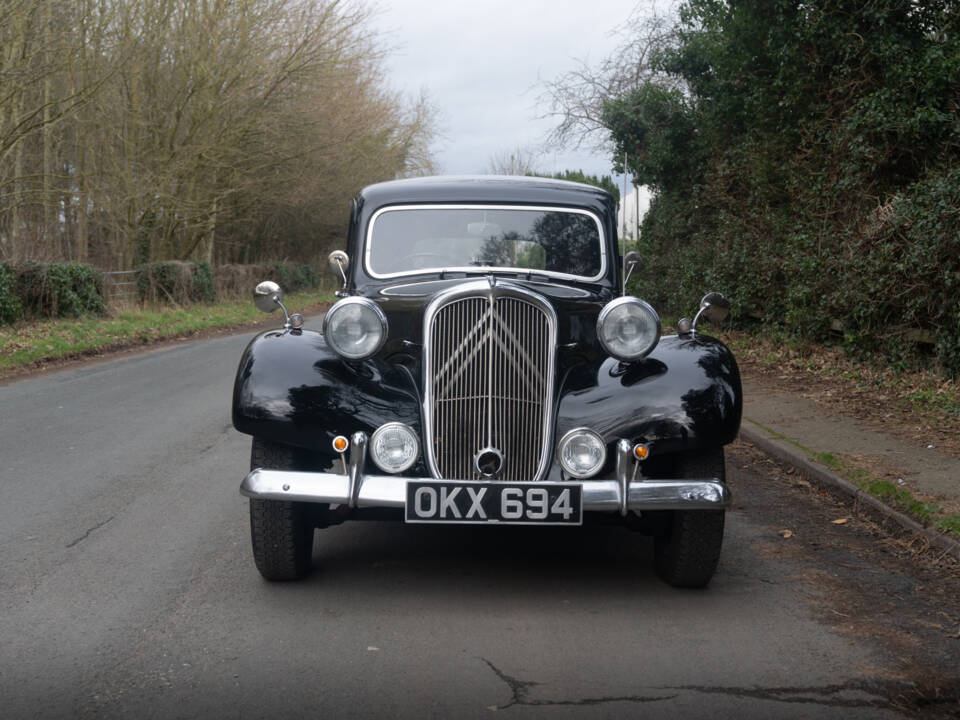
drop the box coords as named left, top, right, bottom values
left=370, top=0, right=641, bottom=180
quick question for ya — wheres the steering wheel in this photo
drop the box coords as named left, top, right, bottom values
left=406, top=252, right=448, bottom=269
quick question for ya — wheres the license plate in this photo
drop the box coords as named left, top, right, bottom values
left=405, top=481, right=582, bottom=525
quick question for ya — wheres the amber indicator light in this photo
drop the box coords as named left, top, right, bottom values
left=332, top=435, right=349, bottom=453
left=633, top=443, right=650, bottom=461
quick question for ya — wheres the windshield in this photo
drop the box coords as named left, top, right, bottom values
left=365, top=205, right=605, bottom=280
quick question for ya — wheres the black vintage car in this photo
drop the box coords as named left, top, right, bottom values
left=232, top=176, right=742, bottom=587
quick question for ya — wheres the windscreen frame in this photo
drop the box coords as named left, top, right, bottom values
left=363, top=204, right=608, bottom=283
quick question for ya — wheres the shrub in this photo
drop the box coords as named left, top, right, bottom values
left=0, top=262, right=22, bottom=324
left=13, top=262, right=105, bottom=319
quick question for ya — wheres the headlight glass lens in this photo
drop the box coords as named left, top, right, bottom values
left=597, top=297, right=660, bottom=361
left=370, top=423, right=419, bottom=474
left=324, top=298, right=387, bottom=360
left=557, top=428, right=606, bottom=478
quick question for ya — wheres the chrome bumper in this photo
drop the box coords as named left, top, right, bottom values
left=239, top=435, right=730, bottom=514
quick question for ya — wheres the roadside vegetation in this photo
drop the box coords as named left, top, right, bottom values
left=0, top=0, right=435, bottom=371
left=544, top=0, right=959, bottom=378
left=0, top=288, right=333, bottom=377
left=725, top=326, right=960, bottom=539
left=0, top=0, right=436, bottom=269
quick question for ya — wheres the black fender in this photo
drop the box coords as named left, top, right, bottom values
left=555, top=334, right=742, bottom=460
left=232, top=329, right=424, bottom=469
left=233, top=329, right=741, bottom=477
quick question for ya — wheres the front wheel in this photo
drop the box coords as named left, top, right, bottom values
left=653, top=448, right=726, bottom=588
left=249, top=437, right=314, bottom=581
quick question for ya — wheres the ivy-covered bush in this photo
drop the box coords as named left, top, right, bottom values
left=13, top=262, right=105, bottom=320
left=617, top=0, right=960, bottom=376
left=0, top=262, right=22, bottom=324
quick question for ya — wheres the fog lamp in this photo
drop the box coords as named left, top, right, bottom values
left=370, top=423, right=419, bottom=474
left=557, top=428, right=606, bottom=479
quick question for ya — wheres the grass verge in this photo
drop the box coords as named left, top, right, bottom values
left=745, top=417, right=960, bottom=539
left=813, top=451, right=960, bottom=538
left=0, top=289, right=333, bottom=377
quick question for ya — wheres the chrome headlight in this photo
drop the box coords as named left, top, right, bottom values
left=323, top=297, right=387, bottom=360
left=597, top=297, right=660, bottom=361
left=557, top=428, right=606, bottom=479
left=370, top=422, right=419, bottom=473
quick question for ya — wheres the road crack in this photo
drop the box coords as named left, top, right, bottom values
left=478, top=659, right=952, bottom=712
left=66, top=516, right=115, bottom=548
left=480, top=658, right=675, bottom=709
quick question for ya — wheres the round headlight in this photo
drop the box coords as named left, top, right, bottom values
left=370, top=422, right=419, bottom=474
left=323, top=297, right=387, bottom=360
left=597, top=297, right=661, bottom=361
left=557, top=428, right=606, bottom=479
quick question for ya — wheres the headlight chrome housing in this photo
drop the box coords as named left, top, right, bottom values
left=557, top=428, right=606, bottom=479
left=323, top=297, right=388, bottom=360
left=370, top=422, right=419, bottom=474
left=597, top=297, right=661, bottom=361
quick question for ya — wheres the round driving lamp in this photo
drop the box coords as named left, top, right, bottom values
left=370, top=423, right=419, bottom=474
left=323, top=297, right=388, bottom=360
left=597, top=297, right=661, bottom=361
left=557, top=428, right=607, bottom=479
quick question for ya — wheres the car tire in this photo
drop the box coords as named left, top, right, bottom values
left=249, top=437, right=314, bottom=581
left=653, top=448, right=726, bottom=589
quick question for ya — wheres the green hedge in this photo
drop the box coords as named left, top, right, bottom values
left=0, top=262, right=106, bottom=322
left=633, top=166, right=960, bottom=376
left=0, top=260, right=321, bottom=325
left=617, top=0, right=960, bottom=377
left=0, top=263, right=22, bottom=324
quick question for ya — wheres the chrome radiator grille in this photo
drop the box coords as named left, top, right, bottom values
left=427, top=293, right=554, bottom=481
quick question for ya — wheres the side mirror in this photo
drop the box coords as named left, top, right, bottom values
left=328, top=250, right=349, bottom=296
left=699, top=292, right=730, bottom=324
left=328, top=250, right=349, bottom=276
left=686, top=291, right=731, bottom=333
left=622, top=250, right=644, bottom=293
left=254, top=281, right=282, bottom=313
left=623, top=251, right=644, bottom=274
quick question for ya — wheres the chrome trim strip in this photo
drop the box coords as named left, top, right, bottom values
left=364, top=204, right=608, bottom=283
left=347, top=431, right=367, bottom=508
left=240, top=468, right=730, bottom=511
left=615, top=438, right=632, bottom=516
left=421, top=279, right=558, bottom=482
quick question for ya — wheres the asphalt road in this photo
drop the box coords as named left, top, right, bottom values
left=1, top=318, right=958, bottom=719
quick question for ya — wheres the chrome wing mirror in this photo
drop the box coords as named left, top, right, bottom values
left=622, top=251, right=644, bottom=294
left=679, top=291, right=730, bottom=334
left=328, top=250, right=349, bottom=297
left=253, top=281, right=300, bottom=329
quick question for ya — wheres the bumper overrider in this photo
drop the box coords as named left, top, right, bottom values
left=240, top=434, right=730, bottom=515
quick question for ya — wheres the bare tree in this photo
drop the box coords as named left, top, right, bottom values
left=0, top=0, right=438, bottom=268
left=537, top=2, right=681, bottom=154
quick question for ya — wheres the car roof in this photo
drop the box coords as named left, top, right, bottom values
left=358, top=175, right=615, bottom=210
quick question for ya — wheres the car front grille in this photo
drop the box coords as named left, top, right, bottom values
left=426, top=289, right=555, bottom=481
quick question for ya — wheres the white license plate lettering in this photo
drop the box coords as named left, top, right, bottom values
left=526, top=488, right=549, bottom=519
left=414, top=486, right=437, bottom=518
left=501, top=487, right=524, bottom=519
left=406, top=482, right=582, bottom=525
